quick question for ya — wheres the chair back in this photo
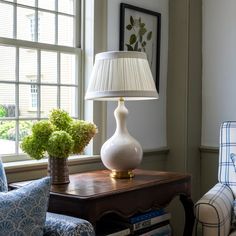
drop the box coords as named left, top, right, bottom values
left=219, top=121, right=236, bottom=196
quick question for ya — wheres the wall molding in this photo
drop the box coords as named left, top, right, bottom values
left=5, top=146, right=169, bottom=174
left=199, top=145, right=219, bottom=154
left=143, top=146, right=169, bottom=156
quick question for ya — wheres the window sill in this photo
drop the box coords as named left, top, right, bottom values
left=4, top=147, right=169, bottom=175
left=4, top=155, right=101, bottom=174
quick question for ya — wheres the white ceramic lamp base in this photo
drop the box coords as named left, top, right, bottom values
left=101, top=99, right=143, bottom=178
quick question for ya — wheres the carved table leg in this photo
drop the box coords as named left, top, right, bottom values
left=180, top=194, right=195, bottom=236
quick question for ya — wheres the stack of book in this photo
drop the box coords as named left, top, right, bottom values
left=96, top=209, right=172, bottom=236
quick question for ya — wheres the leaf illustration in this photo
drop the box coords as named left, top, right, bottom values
left=125, top=44, right=134, bottom=51
left=134, top=42, right=139, bottom=51
left=126, top=24, right=132, bottom=30
left=134, top=19, right=139, bottom=27
left=147, top=31, right=152, bottom=41
left=141, top=41, right=146, bottom=47
left=130, top=16, right=134, bottom=26
left=129, top=34, right=137, bottom=45
left=140, top=23, right=145, bottom=28
left=139, top=27, right=147, bottom=36
left=139, top=35, right=142, bottom=43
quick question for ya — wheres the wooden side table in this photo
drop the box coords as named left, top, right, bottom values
left=9, top=169, right=194, bottom=236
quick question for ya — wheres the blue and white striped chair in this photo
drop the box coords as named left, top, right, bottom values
left=195, top=121, right=236, bottom=236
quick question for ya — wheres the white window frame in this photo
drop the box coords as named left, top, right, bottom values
left=2, top=0, right=108, bottom=170
left=0, top=0, right=83, bottom=162
left=30, top=79, right=38, bottom=109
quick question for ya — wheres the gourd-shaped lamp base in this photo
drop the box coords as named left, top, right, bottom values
left=101, top=98, right=143, bottom=178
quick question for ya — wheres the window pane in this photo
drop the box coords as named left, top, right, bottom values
left=19, top=48, right=37, bottom=82
left=61, top=53, right=76, bottom=85
left=0, top=3, right=13, bottom=38
left=58, top=0, right=74, bottom=14
left=0, top=84, right=15, bottom=117
left=19, top=84, right=38, bottom=118
left=17, top=7, right=35, bottom=41
left=60, top=86, right=77, bottom=117
left=58, top=15, right=74, bottom=47
left=19, top=121, right=33, bottom=140
left=17, top=0, right=35, bottom=7
left=38, top=11, right=55, bottom=44
left=18, top=120, right=35, bottom=153
left=0, top=45, right=15, bottom=81
left=0, top=121, right=16, bottom=154
left=38, top=0, right=55, bottom=11
left=41, top=51, right=57, bottom=84
left=41, top=86, right=57, bottom=117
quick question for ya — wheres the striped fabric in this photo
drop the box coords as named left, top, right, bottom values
left=195, top=121, right=236, bottom=236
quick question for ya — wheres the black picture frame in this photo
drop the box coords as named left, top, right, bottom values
left=119, top=3, right=161, bottom=92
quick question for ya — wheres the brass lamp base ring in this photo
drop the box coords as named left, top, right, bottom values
left=110, top=170, right=134, bottom=179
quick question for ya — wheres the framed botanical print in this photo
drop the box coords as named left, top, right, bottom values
left=119, top=3, right=161, bottom=92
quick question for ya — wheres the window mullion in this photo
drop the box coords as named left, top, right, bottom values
left=35, top=0, right=38, bottom=42
left=76, top=54, right=80, bottom=118
left=55, top=0, right=58, bottom=45
left=37, top=49, right=41, bottom=119
left=0, top=37, right=80, bottom=54
left=13, top=0, right=17, bottom=38
left=15, top=46, right=19, bottom=154
left=57, top=52, right=60, bottom=108
left=75, top=0, right=81, bottom=48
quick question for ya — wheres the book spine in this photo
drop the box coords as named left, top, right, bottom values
left=107, top=228, right=131, bottom=236
left=133, top=213, right=171, bottom=231
left=138, top=224, right=172, bottom=236
left=130, top=209, right=166, bottom=224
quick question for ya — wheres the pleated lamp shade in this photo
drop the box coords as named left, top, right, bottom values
left=85, top=51, right=159, bottom=101
left=85, top=51, right=159, bottom=179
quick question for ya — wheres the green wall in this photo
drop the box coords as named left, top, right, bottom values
left=167, top=0, right=202, bottom=235
left=5, top=150, right=169, bottom=183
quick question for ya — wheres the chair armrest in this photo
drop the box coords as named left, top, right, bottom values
left=44, top=212, right=95, bottom=236
left=195, top=183, right=234, bottom=236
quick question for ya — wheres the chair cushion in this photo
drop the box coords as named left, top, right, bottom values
left=219, top=122, right=236, bottom=196
left=231, top=200, right=236, bottom=231
left=231, top=153, right=236, bottom=171
left=0, top=177, right=50, bottom=236
left=44, top=212, right=95, bottom=236
left=0, top=158, right=7, bottom=192
left=229, top=154, right=236, bottom=232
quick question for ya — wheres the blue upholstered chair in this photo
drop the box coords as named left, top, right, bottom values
left=0, top=160, right=95, bottom=236
left=195, top=121, right=236, bottom=236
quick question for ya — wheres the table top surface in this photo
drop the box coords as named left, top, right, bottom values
left=10, top=169, right=191, bottom=199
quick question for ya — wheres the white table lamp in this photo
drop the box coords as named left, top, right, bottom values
left=85, top=51, right=159, bottom=178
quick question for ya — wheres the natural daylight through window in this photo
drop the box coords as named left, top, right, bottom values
left=0, top=0, right=81, bottom=159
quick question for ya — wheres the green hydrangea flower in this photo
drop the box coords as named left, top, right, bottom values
left=21, top=108, right=98, bottom=160
left=21, top=135, right=45, bottom=160
left=69, top=120, right=97, bottom=154
left=49, top=109, right=73, bottom=131
left=47, top=131, right=74, bottom=158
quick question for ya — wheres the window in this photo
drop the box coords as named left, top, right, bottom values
left=30, top=84, right=37, bottom=109
left=0, top=0, right=81, bottom=158
left=28, top=13, right=40, bottom=41
left=28, top=78, right=38, bottom=109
